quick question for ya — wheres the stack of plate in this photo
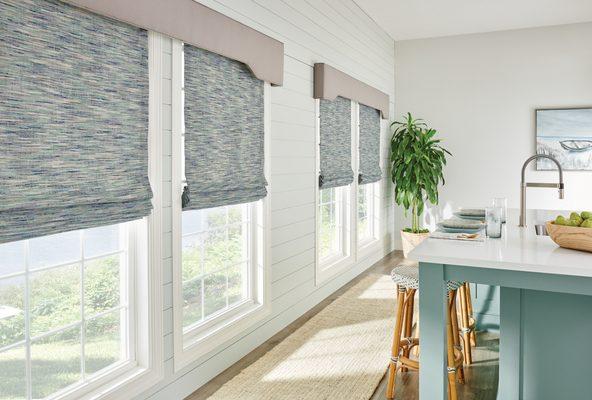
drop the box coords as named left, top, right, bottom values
left=437, top=218, right=485, bottom=234
left=453, top=208, right=486, bottom=221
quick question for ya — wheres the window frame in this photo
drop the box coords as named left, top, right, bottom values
left=0, top=31, right=165, bottom=400
left=170, top=39, right=271, bottom=372
left=355, top=101, right=382, bottom=256
left=315, top=100, right=384, bottom=285
left=314, top=99, right=356, bottom=285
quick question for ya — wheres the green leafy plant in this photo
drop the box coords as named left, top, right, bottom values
left=390, top=113, right=451, bottom=234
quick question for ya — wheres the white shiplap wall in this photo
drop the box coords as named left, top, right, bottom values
left=138, top=1, right=395, bottom=398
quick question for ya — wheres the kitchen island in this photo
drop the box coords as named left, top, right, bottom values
left=409, top=210, right=592, bottom=400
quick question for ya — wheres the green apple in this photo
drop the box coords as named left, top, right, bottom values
left=555, top=215, right=569, bottom=226
left=581, top=219, right=592, bottom=228
left=581, top=211, right=592, bottom=220
left=570, top=212, right=583, bottom=226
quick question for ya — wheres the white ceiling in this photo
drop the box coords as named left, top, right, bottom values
left=354, top=0, right=592, bottom=41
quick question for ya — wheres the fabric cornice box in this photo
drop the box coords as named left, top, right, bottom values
left=314, top=63, right=389, bottom=119
left=65, top=0, right=284, bottom=86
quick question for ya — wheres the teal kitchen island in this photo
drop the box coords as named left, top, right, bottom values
left=409, top=210, right=592, bottom=400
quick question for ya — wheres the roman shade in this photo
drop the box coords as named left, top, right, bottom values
left=183, top=45, right=267, bottom=210
left=0, top=0, right=152, bottom=244
left=319, top=97, right=354, bottom=189
left=314, top=63, right=389, bottom=119
left=65, top=0, right=284, bottom=86
left=358, top=104, right=382, bottom=184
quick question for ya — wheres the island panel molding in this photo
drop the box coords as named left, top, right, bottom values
left=314, top=63, right=390, bottom=119
left=65, top=0, right=284, bottom=86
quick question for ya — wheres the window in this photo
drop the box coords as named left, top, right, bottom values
left=181, top=204, right=253, bottom=331
left=315, top=97, right=355, bottom=284
left=0, top=29, right=165, bottom=400
left=172, top=40, right=270, bottom=370
left=316, top=100, right=382, bottom=284
left=0, top=222, right=141, bottom=400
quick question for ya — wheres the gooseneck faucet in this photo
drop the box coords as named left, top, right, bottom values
left=519, top=154, right=564, bottom=227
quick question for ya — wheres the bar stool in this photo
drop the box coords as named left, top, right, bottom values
left=386, top=264, right=465, bottom=400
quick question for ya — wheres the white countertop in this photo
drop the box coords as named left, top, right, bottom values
left=408, top=209, right=592, bottom=277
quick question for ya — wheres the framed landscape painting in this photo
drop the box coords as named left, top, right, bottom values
left=536, top=107, right=592, bottom=171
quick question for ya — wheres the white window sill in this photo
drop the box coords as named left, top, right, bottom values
left=316, top=254, right=355, bottom=286
left=48, top=360, right=162, bottom=400
left=174, top=299, right=271, bottom=372
left=357, top=238, right=384, bottom=260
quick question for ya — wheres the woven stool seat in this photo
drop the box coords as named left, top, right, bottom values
left=391, top=263, right=463, bottom=291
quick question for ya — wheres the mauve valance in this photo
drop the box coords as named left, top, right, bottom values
left=65, top=0, right=284, bottom=86
left=0, top=0, right=152, bottom=244
left=314, top=63, right=389, bottom=119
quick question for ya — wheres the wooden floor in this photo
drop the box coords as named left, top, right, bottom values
left=186, top=251, right=499, bottom=400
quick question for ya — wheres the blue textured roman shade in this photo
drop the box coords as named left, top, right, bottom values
left=0, top=0, right=152, bottom=244
left=183, top=44, right=267, bottom=210
left=319, top=97, right=353, bottom=189
left=358, top=104, right=382, bottom=184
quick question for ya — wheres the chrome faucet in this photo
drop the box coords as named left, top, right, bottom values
left=519, top=154, right=564, bottom=227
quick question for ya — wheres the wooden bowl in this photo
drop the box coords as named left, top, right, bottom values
left=545, top=221, right=592, bottom=253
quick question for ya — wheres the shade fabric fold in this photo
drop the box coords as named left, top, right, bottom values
left=319, top=97, right=354, bottom=189
left=0, top=0, right=152, bottom=244
left=183, top=44, right=267, bottom=210
left=358, top=104, right=382, bottom=184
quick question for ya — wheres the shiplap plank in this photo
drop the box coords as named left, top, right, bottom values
left=270, top=203, right=315, bottom=228
left=271, top=233, right=315, bottom=264
left=271, top=187, right=315, bottom=211
left=270, top=121, right=315, bottom=143
left=272, top=173, right=314, bottom=193
left=271, top=248, right=316, bottom=281
left=271, top=218, right=315, bottom=247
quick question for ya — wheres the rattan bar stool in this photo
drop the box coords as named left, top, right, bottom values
left=458, top=282, right=476, bottom=364
left=386, top=264, right=465, bottom=400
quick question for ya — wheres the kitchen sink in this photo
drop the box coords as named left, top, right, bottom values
left=534, top=224, right=549, bottom=236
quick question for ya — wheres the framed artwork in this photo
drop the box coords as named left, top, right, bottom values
left=536, top=107, right=592, bottom=171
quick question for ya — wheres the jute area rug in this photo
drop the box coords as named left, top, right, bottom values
left=207, top=273, right=396, bottom=400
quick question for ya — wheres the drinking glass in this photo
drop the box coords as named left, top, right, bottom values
left=492, top=197, right=508, bottom=224
left=485, top=207, right=503, bottom=238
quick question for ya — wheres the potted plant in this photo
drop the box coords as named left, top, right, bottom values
left=390, top=113, right=451, bottom=257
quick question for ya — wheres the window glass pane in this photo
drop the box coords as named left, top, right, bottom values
left=182, top=204, right=251, bottom=329
left=319, top=187, right=341, bottom=260
left=85, top=255, right=121, bottom=316
left=84, top=224, right=121, bottom=258
left=182, top=279, right=202, bottom=328
left=0, top=221, right=133, bottom=399
left=0, top=345, right=26, bottom=400
left=228, top=262, right=247, bottom=306
left=0, top=277, right=25, bottom=348
left=182, top=234, right=204, bottom=282
left=30, top=264, right=80, bottom=336
left=31, top=326, right=81, bottom=399
left=203, top=272, right=227, bottom=318
left=358, top=184, right=372, bottom=242
left=0, top=241, right=24, bottom=278
left=85, top=310, right=122, bottom=376
left=29, top=230, right=80, bottom=269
